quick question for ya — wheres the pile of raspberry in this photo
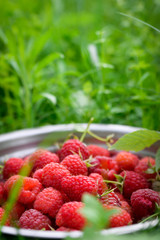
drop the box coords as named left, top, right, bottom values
left=0, top=138, right=160, bottom=231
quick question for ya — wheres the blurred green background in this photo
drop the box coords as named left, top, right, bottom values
left=0, top=0, right=160, bottom=134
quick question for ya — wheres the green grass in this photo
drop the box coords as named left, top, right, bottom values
left=0, top=0, right=160, bottom=133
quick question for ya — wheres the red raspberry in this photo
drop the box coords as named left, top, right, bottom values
left=61, top=175, right=98, bottom=201
left=27, top=149, right=59, bottom=171
left=120, top=171, right=149, bottom=199
left=115, top=192, right=125, bottom=201
left=60, top=191, right=70, bottom=203
left=106, top=169, right=117, bottom=181
left=135, top=157, right=156, bottom=179
left=19, top=209, right=51, bottom=230
left=103, top=205, right=132, bottom=228
left=42, top=163, right=70, bottom=190
left=56, top=202, right=86, bottom=230
left=115, top=151, right=139, bottom=171
left=0, top=207, right=10, bottom=226
left=4, top=175, right=42, bottom=204
left=32, top=169, right=44, bottom=183
left=59, top=139, right=89, bottom=161
left=87, top=145, right=110, bottom=157
left=96, top=156, right=118, bottom=171
left=3, top=158, right=24, bottom=179
left=120, top=201, right=132, bottom=216
left=61, top=155, right=88, bottom=176
left=100, top=192, right=121, bottom=207
left=131, top=188, right=160, bottom=221
left=88, top=158, right=101, bottom=174
left=34, top=187, right=63, bottom=218
left=89, top=173, right=108, bottom=195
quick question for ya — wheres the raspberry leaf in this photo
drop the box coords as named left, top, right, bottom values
left=110, top=129, right=160, bottom=152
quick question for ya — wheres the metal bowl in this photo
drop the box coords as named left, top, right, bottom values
left=0, top=124, right=159, bottom=238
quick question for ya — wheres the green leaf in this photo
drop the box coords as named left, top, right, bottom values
left=110, top=129, right=160, bottom=152
left=155, top=148, right=160, bottom=172
left=81, top=194, right=116, bottom=230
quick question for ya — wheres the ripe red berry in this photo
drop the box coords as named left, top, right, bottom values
left=34, top=187, right=63, bottom=218
left=42, top=163, right=70, bottom=190
left=120, top=201, right=132, bottom=217
left=56, top=202, right=86, bottom=230
left=59, top=139, right=89, bottom=161
left=3, top=158, right=24, bottom=180
left=27, top=149, right=59, bottom=171
left=32, top=169, right=44, bottom=183
left=103, top=204, right=132, bottom=228
left=19, top=209, right=51, bottom=230
left=89, top=173, right=108, bottom=195
left=61, top=175, right=98, bottom=201
left=4, top=175, right=42, bottom=204
left=131, top=188, right=160, bottom=221
left=115, top=151, right=139, bottom=171
left=87, top=145, right=110, bottom=157
left=134, top=156, right=156, bottom=179
left=61, top=155, right=88, bottom=176
left=100, top=192, right=121, bottom=207
left=120, top=171, right=149, bottom=199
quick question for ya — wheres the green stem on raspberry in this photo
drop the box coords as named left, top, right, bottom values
left=100, top=187, right=117, bottom=197
left=141, top=212, right=160, bottom=223
left=80, top=117, right=94, bottom=142
left=87, top=130, right=107, bottom=142
left=104, top=180, right=122, bottom=185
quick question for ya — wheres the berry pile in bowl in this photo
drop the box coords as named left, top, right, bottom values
left=0, top=133, right=160, bottom=234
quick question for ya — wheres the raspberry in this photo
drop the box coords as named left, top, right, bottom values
left=115, top=192, right=125, bottom=201
left=103, top=205, right=132, bottom=228
left=96, top=156, right=118, bottom=171
left=3, top=158, right=24, bottom=179
left=61, top=175, right=98, bottom=201
left=115, top=151, right=139, bottom=171
left=100, top=192, right=121, bottom=207
left=120, top=201, right=132, bottom=216
left=42, top=163, right=70, bottom=190
left=121, top=171, right=149, bottom=199
left=4, top=175, right=42, bottom=204
left=56, top=202, right=86, bottom=230
left=131, top=188, right=160, bottom=221
left=60, top=191, right=70, bottom=203
left=19, top=209, right=51, bottom=230
left=34, top=187, right=63, bottom=218
left=87, top=145, right=110, bottom=157
left=61, top=155, right=88, bottom=176
left=0, top=207, right=10, bottom=226
left=32, top=169, right=44, bottom=183
left=135, top=157, right=156, bottom=179
left=27, top=149, right=59, bottom=171
left=88, top=158, right=101, bottom=174
left=89, top=173, right=108, bottom=195
left=59, top=139, right=89, bottom=161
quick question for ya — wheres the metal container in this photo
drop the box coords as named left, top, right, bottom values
left=0, top=124, right=159, bottom=238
